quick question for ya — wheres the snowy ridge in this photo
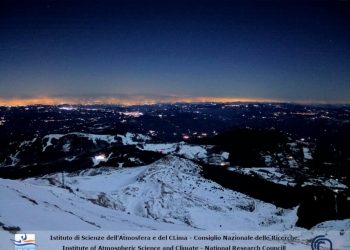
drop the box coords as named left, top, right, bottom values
left=141, top=142, right=229, bottom=164
left=1, top=132, right=229, bottom=169
left=141, top=143, right=209, bottom=159
left=42, top=134, right=65, bottom=152
left=41, top=132, right=151, bottom=152
left=227, top=166, right=348, bottom=190
left=0, top=177, right=190, bottom=231
left=0, top=154, right=349, bottom=241
left=22, top=156, right=299, bottom=230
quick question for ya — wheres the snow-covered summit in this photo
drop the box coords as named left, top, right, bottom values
left=19, top=155, right=298, bottom=230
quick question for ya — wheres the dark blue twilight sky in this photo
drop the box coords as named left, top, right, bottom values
left=0, top=0, right=349, bottom=104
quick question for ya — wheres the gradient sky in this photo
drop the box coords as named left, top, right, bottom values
left=1, top=0, right=350, bottom=104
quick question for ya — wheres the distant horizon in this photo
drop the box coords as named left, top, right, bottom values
left=0, top=96, right=349, bottom=107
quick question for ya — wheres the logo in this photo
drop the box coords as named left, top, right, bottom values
left=12, top=234, right=36, bottom=250
left=311, top=235, right=333, bottom=250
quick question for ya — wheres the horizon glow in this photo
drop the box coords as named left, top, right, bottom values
left=0, top=96, right=348, bottom=107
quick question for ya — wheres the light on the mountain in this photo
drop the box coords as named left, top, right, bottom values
left=94, top=154, right=106, bottom=161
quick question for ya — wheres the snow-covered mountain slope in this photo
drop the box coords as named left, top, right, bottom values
left=227, top=166, right=348, bottom=190
left=1, top=154, right=349, bottom=241
left=0, top=176, right=190, bottom=231
left=0, top=132, right=229, bottom=178
left=141, top=142, right=229, bottom=165
left=0, top=132, right=151, bottom=168
left=11, top=156, right=299, bottom=230
left=41, top=132, right=150, bottom=152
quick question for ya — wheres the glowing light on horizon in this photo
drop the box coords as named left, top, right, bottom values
left=0, top=96, right=281, bottom=107
left=1, top=96, right=345, bottom=107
